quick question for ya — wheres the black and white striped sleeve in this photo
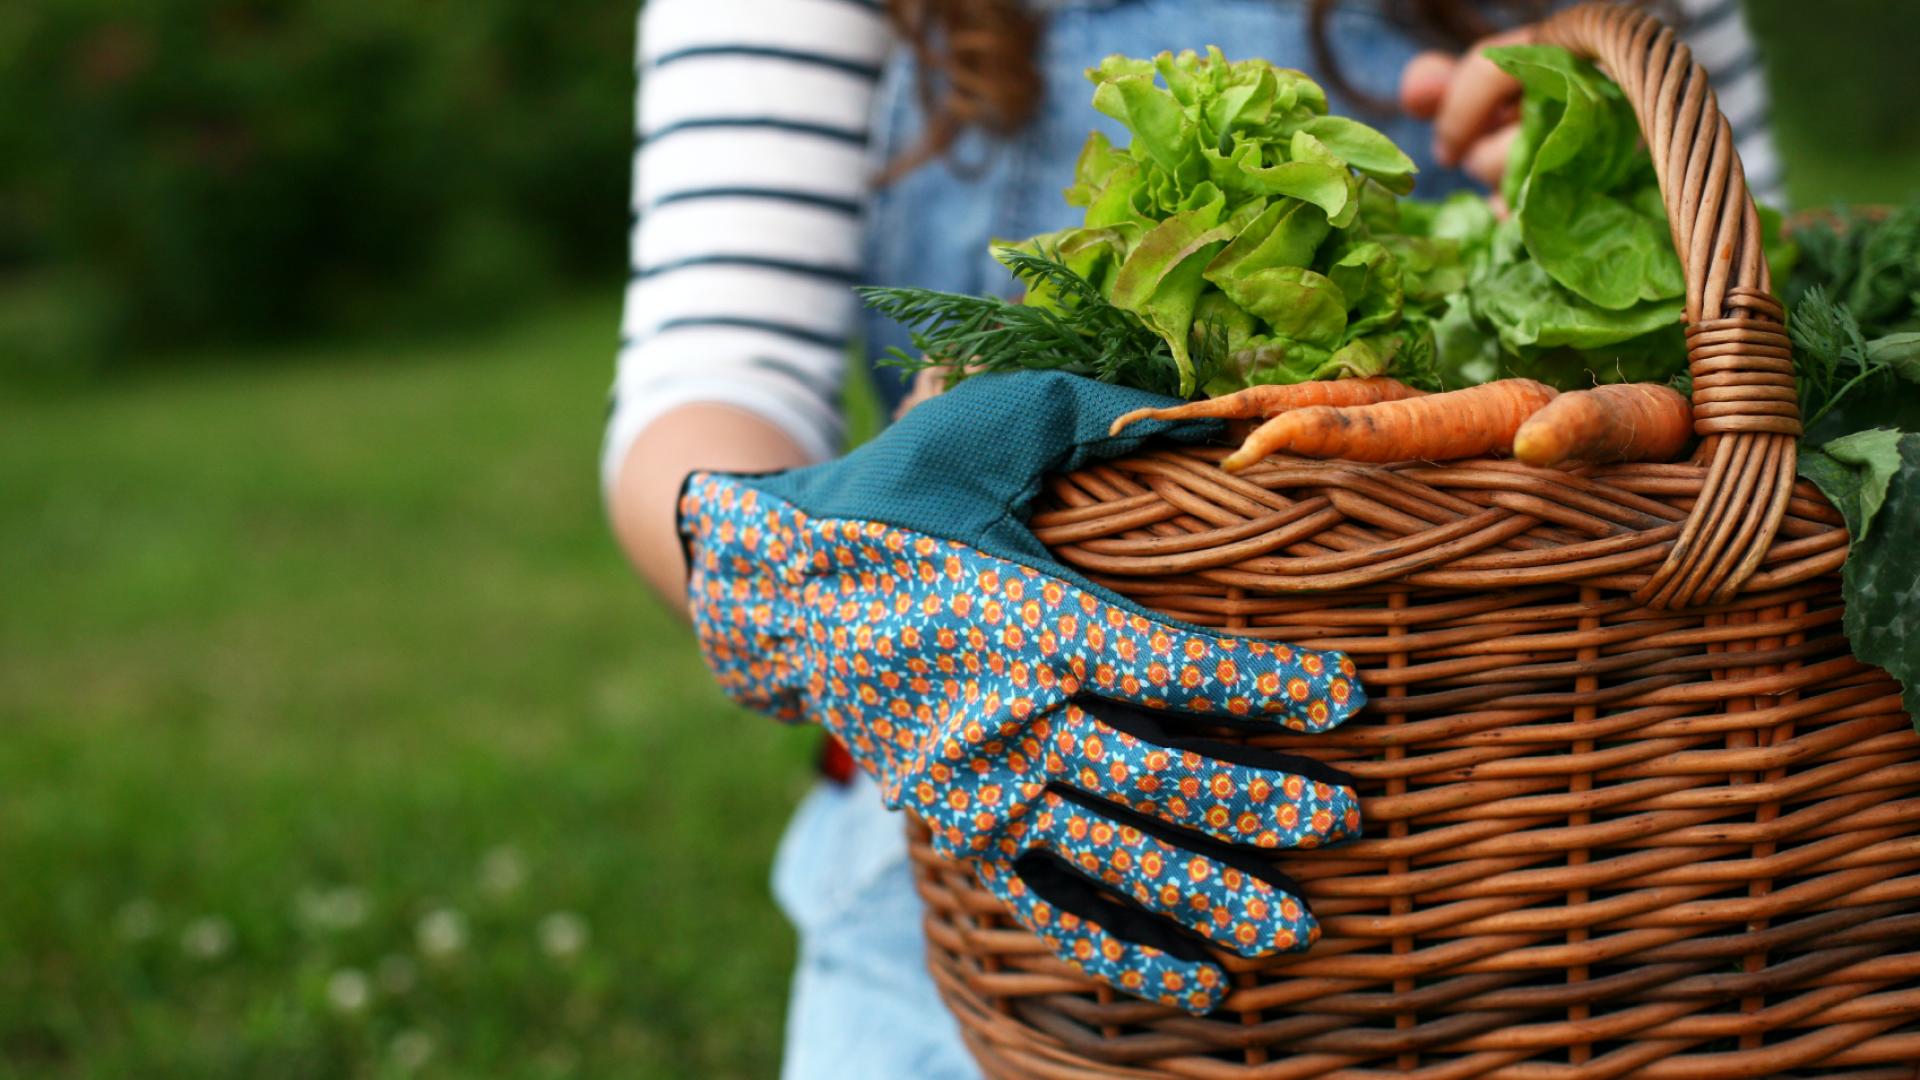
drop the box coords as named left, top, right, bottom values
left=602, top=0, right=892, bottom=492
left=1675, top=0, right=1787, bottom=208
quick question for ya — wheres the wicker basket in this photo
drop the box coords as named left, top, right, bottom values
left=909, top=5, right=1920, bottom=1077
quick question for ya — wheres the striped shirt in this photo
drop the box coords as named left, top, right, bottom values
left=605, top=0, right=1782, bottom=491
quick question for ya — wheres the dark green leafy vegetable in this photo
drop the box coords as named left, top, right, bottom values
left=1788, top=203, right=1920, bottom=726
left=1800, top=432, right=1920, bottom=720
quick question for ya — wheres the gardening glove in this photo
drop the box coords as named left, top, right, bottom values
left=677, top=371, right=1364, bottom=1014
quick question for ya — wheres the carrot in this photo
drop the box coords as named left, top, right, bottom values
left=1108, top=377, right=1425, bottom=437
left=1220, top=378, right=1559, bottom=471
left=1512, top=383, right=1693, bottom=468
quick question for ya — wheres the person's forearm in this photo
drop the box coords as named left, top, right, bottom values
left=608, top=403, right=814, bottom=612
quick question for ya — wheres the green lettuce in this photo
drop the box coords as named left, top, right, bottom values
left=1399, top=47, right=1693, bottom=393
left=1016, top=47, right=1423, bottom=396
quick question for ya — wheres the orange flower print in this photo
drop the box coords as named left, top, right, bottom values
left=1278, top=804, right=1298, bottom=828
left=1206, top=806, right=1230, bottom=830
left=1188, top=857, right=1212, bottom=883
left=1180, top=665, right=1204, bottom=689
left=1257, top=671, right=1281, bottom=696
left=1288, top=677, right=1311, bottom=701
left=1147, top=662, right=1170, bottom=686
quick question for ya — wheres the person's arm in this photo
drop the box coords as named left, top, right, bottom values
left=1399, top=0, right=1786, bottom=204
left=609, top=404, right=812, bottom=609
left=603, top=0, right=891, bottom=609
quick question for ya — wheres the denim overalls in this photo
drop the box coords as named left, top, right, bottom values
left=773, top=4, right=1469, bottom=1076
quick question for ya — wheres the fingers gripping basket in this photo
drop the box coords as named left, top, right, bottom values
left=909, top=5, right=1920, bottom=1076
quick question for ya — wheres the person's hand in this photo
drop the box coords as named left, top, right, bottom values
left=1399, top=26, right=1535, bottom=192
left=894, top=364, right=953, bottom=420
left=676, top=371, right=1367, bottom=1014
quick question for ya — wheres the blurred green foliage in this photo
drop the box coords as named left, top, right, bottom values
left=0, top=297, right=817, bottom=1077
left=0, top=1, right=633, bottom=378
left=1747, top=0, right=1920, bottom=208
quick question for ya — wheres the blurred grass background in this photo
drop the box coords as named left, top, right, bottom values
left=0, top=2, right=1915, bottom=1078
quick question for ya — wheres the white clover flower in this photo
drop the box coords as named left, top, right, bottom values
left=376, top=953, right=418, bottom=995
left=114, top=899, right=160, bottom=942
left=326, top=968, right=370, bottom=1014
left=537, top=912, right=589, bottom=960
left=180, top=916, right=234, bottom=961
left=296, top=886, right=369, bottom=931
left=415, top=908, right=468, bottom=958
left=479, top=846, right=527, bottom=898
left=389, top=1029, right=435, bottom=1071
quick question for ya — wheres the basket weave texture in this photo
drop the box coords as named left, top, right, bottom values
left=909, top=5, right=1920, bottom=1077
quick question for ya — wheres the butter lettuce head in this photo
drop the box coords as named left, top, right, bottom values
left=1024, top=47, right=1422, bottom=395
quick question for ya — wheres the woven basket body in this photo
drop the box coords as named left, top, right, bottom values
left=909, top=5, right=1920, bottom=1077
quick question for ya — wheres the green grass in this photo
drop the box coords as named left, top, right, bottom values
left=0, top=295, right=818, bottom=1078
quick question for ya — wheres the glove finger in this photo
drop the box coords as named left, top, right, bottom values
left=975, top=855, right=1233, bottom=1016
left=1020, top=789, right=1322, bottom=962
left=1060, top=700, right=1361, bottom=850
left=1075, top=604, right=1363, bottom=733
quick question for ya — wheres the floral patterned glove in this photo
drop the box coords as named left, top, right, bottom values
left=677, top=372, right=1364, bottom=1014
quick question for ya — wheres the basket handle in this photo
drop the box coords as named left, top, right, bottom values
left=1539, top=2, right=1800, bottom=609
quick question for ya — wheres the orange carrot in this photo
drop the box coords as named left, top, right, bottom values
left=1221, top=378, right=1559, bottom=471
left=1108, top=377, right=1425, bottom=437
left=1512, top=383, right=1693, bottom=468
